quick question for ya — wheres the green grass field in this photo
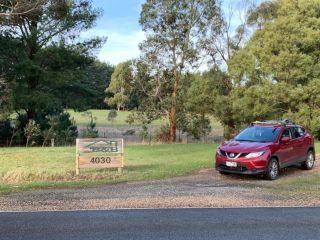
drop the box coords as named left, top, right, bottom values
left=66, top=109, right=167, bottom=127
left=66, top=109, right=224, bottom=132
left=0, top=144, right=217, bottom=193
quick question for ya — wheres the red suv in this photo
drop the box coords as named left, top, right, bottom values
left=215, top=120, right=315, bottom=180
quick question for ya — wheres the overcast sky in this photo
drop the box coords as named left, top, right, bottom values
left=86, top=0, right=263, bottom=66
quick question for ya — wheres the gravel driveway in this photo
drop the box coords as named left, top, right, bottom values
left=1, top=159, right=319, bottom=211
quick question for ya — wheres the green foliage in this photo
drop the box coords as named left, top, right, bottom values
left=85, top=61, right=114, bottom=109
left=0, top=121, right=12, bottom=146
left=107, top=109, right=118, bottom=123
left=230, top=81, right=293, bottom=126
left=139, top=0, right=221, bottom=142
left=9, top=119, right=21, bottom=147
left=139, top=125, right=150, bottom=143
left=50, top=112, right=78, bottom=146
left=285, top=79, right=320, bottom=139
left=186, top=115, right=212, bottom=140
left=153, top=125, right=170, bottom=143
left=247, top=1, right=279, bottom=28
left=216, top=0, right=320, bottom=138
left=230, top=0, right=320, bottom=85
left=81, top=112, right=98, bottom=138
left=0, top=0, right=105, bottom=119
left=105, top=61, right=133, bottom=111
left=24, top=120, right=41, bottom=147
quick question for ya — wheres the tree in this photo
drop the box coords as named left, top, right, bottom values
left=186, top=72, right=215, bottom=140
left=86, top=61, right=114, bottom=109
left=229, top=0, right=320, bottom=85
left=285, top=79, right=320, bottom=140
left=246, top=0, right=279, bottom=29
left=0, top=0, right=44, bottom=17
left=139, top=0, right=221, bottom=143
left=0, top=0, right=104, bottom=120
left=105, top=61, right=133, bottom=111
left=203, top=0, right=255, bottom=68
left=186, top=68, right=235, bottom=138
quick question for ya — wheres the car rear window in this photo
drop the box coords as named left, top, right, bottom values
left=235, top=127, right=281, bottom=143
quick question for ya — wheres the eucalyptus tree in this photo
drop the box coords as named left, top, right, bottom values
left=105, top=61, right=133, bottom=111
left=229, top=0, right=320, bottom=85
left=0, top=0, right=44, bottom=17
left=139, top=0, right=221, bottom=142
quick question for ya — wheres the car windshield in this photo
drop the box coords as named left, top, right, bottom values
left=235, top=126, right=280, bottom=143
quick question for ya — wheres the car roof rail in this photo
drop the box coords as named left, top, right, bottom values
left=250, top=119, right=296, bottom=126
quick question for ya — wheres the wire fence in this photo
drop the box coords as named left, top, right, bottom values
left=78, top=126, right=224, bottom=144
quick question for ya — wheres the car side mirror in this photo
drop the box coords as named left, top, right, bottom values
left=281, top=137, right=290, bottom=143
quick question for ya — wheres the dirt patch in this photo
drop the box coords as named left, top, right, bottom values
left=0, top=157, right=319, bottom=211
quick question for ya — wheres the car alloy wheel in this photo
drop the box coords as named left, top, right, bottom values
left=266, top=158, right=279, bottom=180
left=302, top=150, right=315, bottom=170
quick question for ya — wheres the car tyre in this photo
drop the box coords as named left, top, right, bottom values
left=265, top=158, right=279, bottom=180
left=302, top=150, right=315, bottom=170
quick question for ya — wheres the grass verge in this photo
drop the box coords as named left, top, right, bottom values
left=0, top=144, right=216, bottom=194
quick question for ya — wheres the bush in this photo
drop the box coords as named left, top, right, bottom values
left=0, top=121, right=12, bottom=146
left=54, top=113, right=78, bottom=145
left=153, top=124, right=170, bottom=143
left=24, top=120, right=41, bottom=147
left=107, top=109, right=117, bottom=123
left=1, top=110, right=78, bottom=147
left=81, top=112, right=98, bottom=138
left=187, top=115, right=212, bottom=140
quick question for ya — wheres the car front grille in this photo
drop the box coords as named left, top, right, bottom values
left=220, top=150, right=248, bottom=159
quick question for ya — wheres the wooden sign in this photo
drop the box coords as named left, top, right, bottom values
left=76, top=138, right=124, bottom=174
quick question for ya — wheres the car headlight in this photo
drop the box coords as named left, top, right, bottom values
left=245, top=151, right=265, bottom=158
left=216, top=148, right=222, bottom=155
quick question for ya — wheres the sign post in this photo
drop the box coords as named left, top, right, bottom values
left=76, top=138, right=124, bottom=175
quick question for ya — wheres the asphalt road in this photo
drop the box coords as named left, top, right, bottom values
left=1, top=207, right=320, bottom=240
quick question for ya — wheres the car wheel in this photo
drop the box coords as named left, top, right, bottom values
left=265, top=158, right=279, bottom=180
left=302, top=150, right=315, bottom=170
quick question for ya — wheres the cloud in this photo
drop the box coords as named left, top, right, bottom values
left=81, top=29, right=145, bottom=65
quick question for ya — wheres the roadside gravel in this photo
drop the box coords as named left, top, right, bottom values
left=0, top=158, right=319, bottom=211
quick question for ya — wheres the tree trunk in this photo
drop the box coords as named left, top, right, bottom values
left=169, top=106, right=176, bottom=143
left=26, top=137, right=29, bottom=147
left=168, top=69, right=180, bottom=143
left=9, top=130, right=16, bottom=147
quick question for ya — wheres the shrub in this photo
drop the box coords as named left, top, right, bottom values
left=81, top=112, right=98, bottom=138
left=153, top=124, right=170, bottom=143
left=107, top=109, right=117, bottom=123
left=24, top=120, right=41, bottom=147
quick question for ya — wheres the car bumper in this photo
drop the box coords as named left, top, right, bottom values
left=215, top=153, right=269, bottom=175
left=216, top=165, right=266, bottom=175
